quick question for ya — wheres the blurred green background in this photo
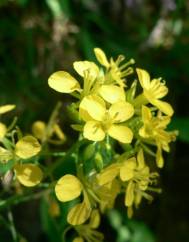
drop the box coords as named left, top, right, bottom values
left=0, top=0, right=189, bottom=242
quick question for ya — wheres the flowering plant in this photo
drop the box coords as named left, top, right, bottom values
left=0, top=48, right=177, bottom=242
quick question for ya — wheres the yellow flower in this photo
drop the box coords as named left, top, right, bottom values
left=98, top=149, right=157, bottom=210
left=0, top=104, right=15, bottom=140
left=94, top=48, right=135, bottom=87
left=48, top=62, right=100, bottom=99
left=48, top=71, right=81, bottom=93
left=121, top=150, right=159, bottom=218
left=15, top=136, right=41, bottom=159
left=73, top=209, right=104, bottom=242
left=136, top=68, right=173, bottom=116
left=1, top=136, right=41, bottom=164
left=73, top=60, right=102, bottom=97
left=121, top=150, right=151, bottom=207
left=0, top=104, right=15, bottom=114
left=97, top=163, right=120, bottom=186
left=97, top=179, right=120, bottom=212
left=55, top=174, right=91, bottom=225
left=79, top=95, right=134, bottom=143
left=14, top=163, right=43, bottom=187
left=32, top=121, right=66, bottom=144
left=97, top=155, right=147, bottom=190
left=139, top=105, right=176, bottom=167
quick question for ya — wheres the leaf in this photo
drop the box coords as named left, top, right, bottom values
left=169, top=117, right=188, bottom=143
left=40, top=198, right=62, bottom=242
left=128, top=220, right=155, bottom=242
left=46, top=0, right=62, bottom=17
left=0, top=159, right=14, bottom=176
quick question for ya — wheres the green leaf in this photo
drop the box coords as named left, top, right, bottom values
left=128, top=220, right=155, bottom=242
left=169, top=117, right=189, bottom=143
left=40, top=198, right=62, bottom=242
left=107, top=210, right=155, bottom=242
left=46, top=0, right=62, bottom=17
left=0, top=160, right=14, bottom=176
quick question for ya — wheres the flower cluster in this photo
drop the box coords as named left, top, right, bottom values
left=0, top=48, right=177, bottom=242
left=0, top=105, right=43, bottom=187
left=48, top=48, right=177, bottom=241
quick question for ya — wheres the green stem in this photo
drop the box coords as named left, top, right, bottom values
left=0, top=188, right=51, bottom=211
left=7, top=117, right=18, bottom=132
left=70, top=92, right=81, bottom=99
left=62, top=225, right=72, bottom=242
left=7, top=209, right=18, bottom=242
left=40, top=151, right=66, bottom=157
left=45, top=139, right=86, bottom=178
left=0, top=214, right=10, bottom=229
left=140, top=142, right=156, bottom=157
left=43, top=101, right=62, bottom=144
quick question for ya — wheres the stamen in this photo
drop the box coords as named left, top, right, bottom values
left=119, top=58, right=135, bottom=70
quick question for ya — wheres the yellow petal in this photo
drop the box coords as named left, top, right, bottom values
left=98, top=163, right=120, bottom=185
left=139, top=126, right=149, bottom=138
left=109, top=101, right=134, bottom=122
left=0, top=104, right=15, bottom=114
left=99, top=179, right=120, bottom=212
left=48, top=71, right=80, bottom=93
left=108, top=125, right=133, bottom=143
left=32, top=121, right=46, bottom=140
left=135, top=191, right=142, bottom=206
left=149, top=79, right=168, bottom=99
left=125, top=181, right=135, bottom=207
left=141, top=105, right=152, bottom=123
left=14, top=163, right=43, bottom=187
left=83, top=121, right=105, bottom=141
left=136, top=68, right=150, bottom=89
left=55, top=174, right=82, bottom=202
left=79, top=95, right=106, bottom=121
left=137, top=149, right=145, bottom=169
left=98, top=85, right=125, bottom=104
left=150, top=99, right=174, bottom=116
left=73, top=61, right=99, bottom=79
left=157, top=116, right=171, bottom=128
left=0, top=122, right=7, bottom=139
left=138, top=176, right=149, bottom=191
left=120, top=157, right=136, bottom=181
left=73, top=237, right=84, bottom=242
left=67, top=202, right=91, bottom=225
left=89, top=209, right=101, bottom=229
left=79, top=108, right=94, bottom=122
left=94, top=48, right=109, bottom=68
left=15, top=136, right=41, bottom=159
